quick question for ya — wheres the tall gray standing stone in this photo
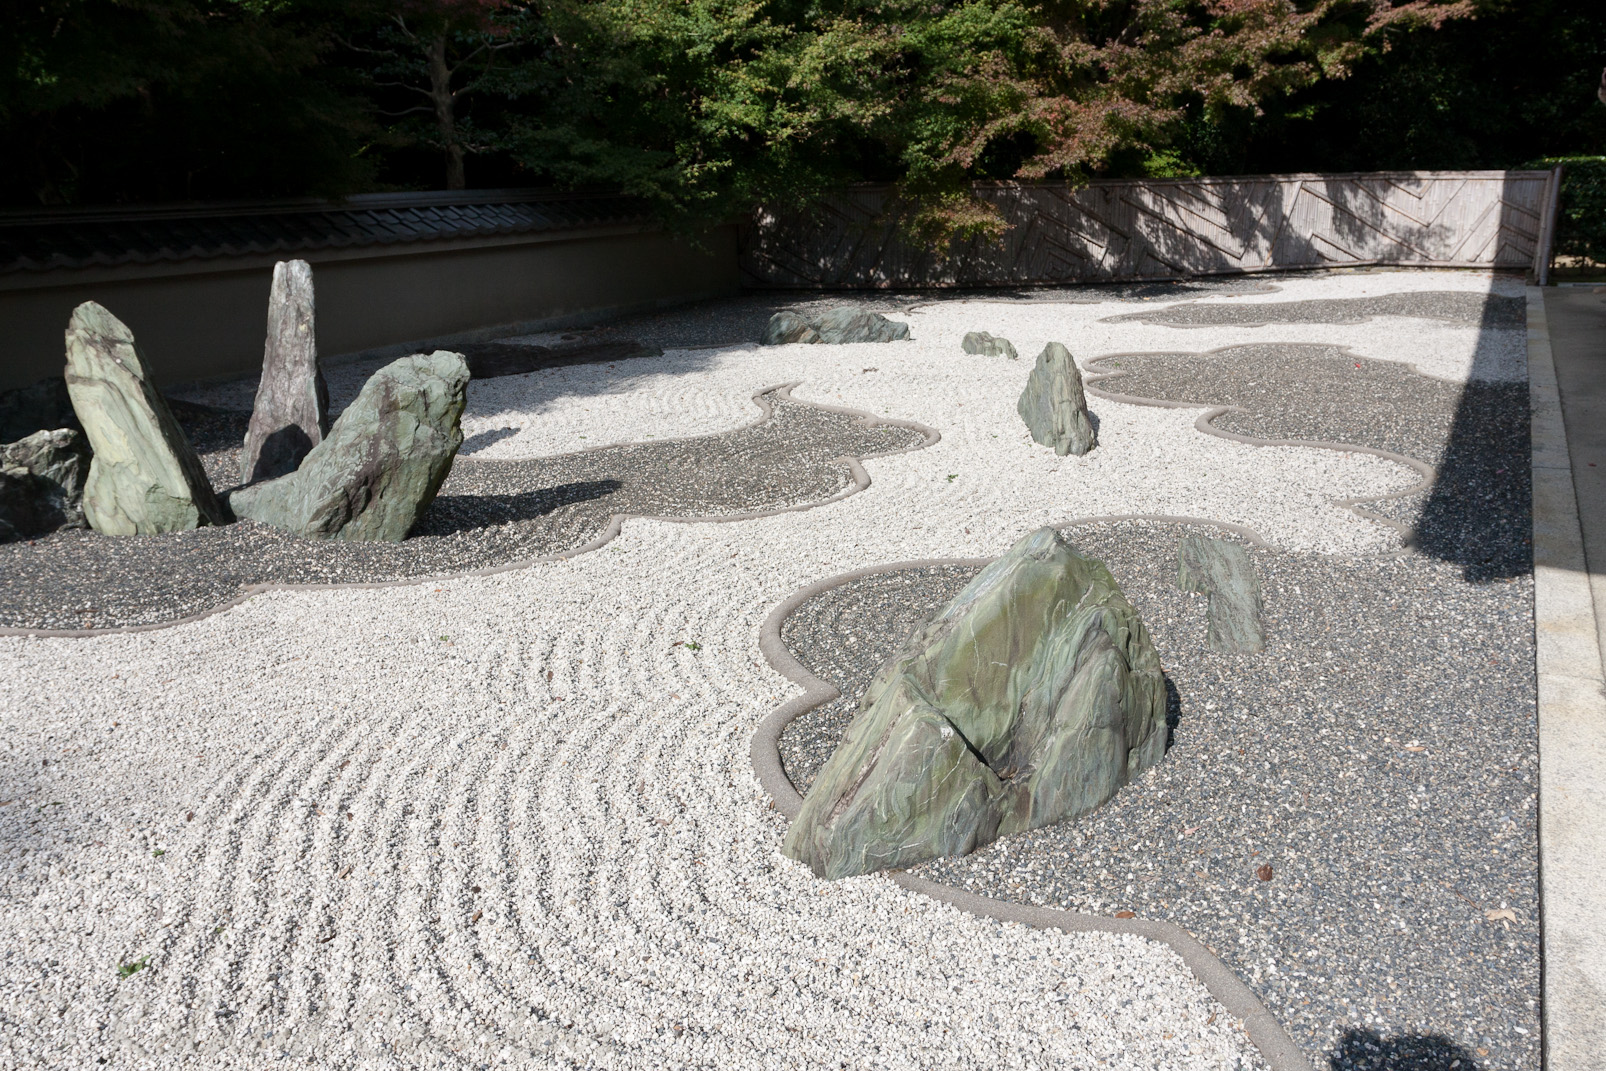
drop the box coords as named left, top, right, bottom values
left=784, top=527, right=1167, bottom=879
left=1017, top=342, right=1096, bottom=456
left=241, top=260, right=328, bottom=485
left=1177, top=535, right=1266, bottom=653
left=64, top=302, right=226, bottom=535
left=228, top=351, right=469, bottom=542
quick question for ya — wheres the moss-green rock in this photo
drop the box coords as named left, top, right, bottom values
left=961, top=331, right=1019, bottom=359
left=1177, top=535, right=1266, bottom=653
left=64, top=302, right=225, bottom=536
left=783, top=527, right=1166, bottom=879
left=228, top=352, right=468, bottom=542
left=1017, top=342, right=1096, bottom=456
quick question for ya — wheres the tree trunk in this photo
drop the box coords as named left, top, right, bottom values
left=426, top=35, right=465, bottom=190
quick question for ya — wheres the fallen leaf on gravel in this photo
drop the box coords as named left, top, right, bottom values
left=338, top=865, right=353, bottom=880
left=1404, top=746, right=1426, bottom=753
left=1485, top=908, right=1517, bottom=925
left=1114, top=911, right=1135, bottom=919
left=1256, top=865, right=1274, bottom=882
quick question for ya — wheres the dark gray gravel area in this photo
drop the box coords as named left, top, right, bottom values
left=777, top=519, right=1538, bottom=1071
left=0, top=391, right=926, bottom=631
left=1103, top=290, right=1527, bottom=329
left=1087, top=344, right=1531, bottom=582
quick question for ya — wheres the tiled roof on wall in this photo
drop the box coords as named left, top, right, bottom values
left=0, top=190, right=652, bottom=275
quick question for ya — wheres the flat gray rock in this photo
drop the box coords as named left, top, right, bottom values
left=1018, top=342, right=1096, bottom=456
left=64, top=302, right=225, bottom=535
left=240, top=259, right=328, bottom=486
left=0, top=429, right=90, bottom=539
left=1177, top=535, right=1265, bottom=652
left=760, top=307, right=909, bottom=345
left=962, top=331, right=1018, bottom=359
left=228, top=351, right=469, bottom=542
left=784, top=526, right=1166, bottom=878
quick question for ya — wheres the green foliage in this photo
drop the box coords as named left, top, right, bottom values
left=1530, top=157, right=1606, bottom=264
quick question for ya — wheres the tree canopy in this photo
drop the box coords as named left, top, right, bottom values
left=4, top=0, right=1601, bottom=225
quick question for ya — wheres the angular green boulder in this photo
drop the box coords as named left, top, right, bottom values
left=0, top=429, right=91, bottom=540
left=228, top=351, right=468, bottom=542
left=961, top=331, right=1019, bottom=359
left=1177, top=535, right=1266, bottom=653
left=784, top=527, right=1167, bottom=879
left=1017, top=342, right=1096, bottom=456
left=760, top=307, right=910, bottom=345
left=64, top=302, right=226, bottom=535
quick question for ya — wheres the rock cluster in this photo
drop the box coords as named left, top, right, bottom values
left=64, top=302, right=227, bottom=535
left=762, top=307, right=911, bottom=345
left=0, top=429, right=90, bottom=541
left=229, top=351, right=469, bottom=542
left=784, top=526, right=1167, bottom=879
left=1177, top=535, right=1266, bottom=652
left=962, top=331, right=1018, bottom=359
left=1017, top=342, right=1097, bottom=456
left=240, top=260, right=328, bottom=485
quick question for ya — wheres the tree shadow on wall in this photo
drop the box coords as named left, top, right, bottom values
left=1328, top=1028, right=1482, bottom=1071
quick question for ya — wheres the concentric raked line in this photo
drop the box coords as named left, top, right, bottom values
left=1083, top=348, right=1438, bottom=549
left=749, top=514, right=1312, bottom=1071
left=0, top=382, right=938, bottom=639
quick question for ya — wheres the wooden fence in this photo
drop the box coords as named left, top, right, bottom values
left=739, top=171, right=1562, bottom=289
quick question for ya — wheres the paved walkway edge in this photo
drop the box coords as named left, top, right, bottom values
left=1529, top=287, right=1606, bottom=1071
left=751, top=528, right=1313, bottom=1071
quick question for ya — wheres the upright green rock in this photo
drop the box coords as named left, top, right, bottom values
left=1017, top=342, right=1096, bottom=456
left=784, top=527, right=1167, bottom=879
left=63, top=302, right=226, bottom=535
left=1177, top=535, right=1266, bottom=653
left=228, top=352, right=468, bottom=542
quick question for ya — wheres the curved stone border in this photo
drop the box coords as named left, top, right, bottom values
left=0, top=383, right=938, bottom=639
left=750, top=515, right=1312, bottom=1071
left=1083, top=348, right=1438, bottom=549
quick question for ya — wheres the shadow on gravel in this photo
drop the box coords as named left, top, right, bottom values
left=1413, top=380, right=1532, bottom=583
left=417, top=480, right=623, bottom=536
left=1327, top=1027, right=1482, bottom=1071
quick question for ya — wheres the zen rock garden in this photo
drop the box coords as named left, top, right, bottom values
left=0, top=269, right=1543, bottom=1071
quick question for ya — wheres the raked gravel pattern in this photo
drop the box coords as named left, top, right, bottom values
left=776, top=519, right=1538, bottom=1071
left=0, top=270, right=1513, bottom=1069
left=0, top=391, right=926, bottom=631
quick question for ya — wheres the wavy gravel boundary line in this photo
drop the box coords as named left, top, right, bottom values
left=0, top=383, right=938, bottom=640
left=749, top=514, right=1313, bottom=1071
left=1083, top=348, right=1435, bottom=549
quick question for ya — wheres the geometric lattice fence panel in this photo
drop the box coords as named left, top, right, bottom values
left=739, top=171, right=1555, bottom=289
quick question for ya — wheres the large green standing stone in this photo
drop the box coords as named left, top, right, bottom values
left=1017, top=342, right=1096, bottom=456
left=64, top=302, right=226, bottom=536
left=228, top=352, right=468, bottom=542
left=784, top=527, right=1167, bottom=879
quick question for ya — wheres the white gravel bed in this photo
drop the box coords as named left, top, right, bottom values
left=0, top=270, right=1500, bottom=1068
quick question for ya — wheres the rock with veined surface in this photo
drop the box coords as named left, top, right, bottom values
left=962, top=331, right=1019, bottom=359
left=761, top=307, right=910, bottom=345
left=240, top=259, right=328, bottom=486
left=784, top=526, right=1167, bottom=879
left=228, top=351, right=468, bottom=542
left=0, top=429, right=91, bottom=540
left=63, top=302, right=226, bottom=535
left=1017, top=342, right=1096, bottom=456
left=1177, top=535, right=1266, bottom=653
